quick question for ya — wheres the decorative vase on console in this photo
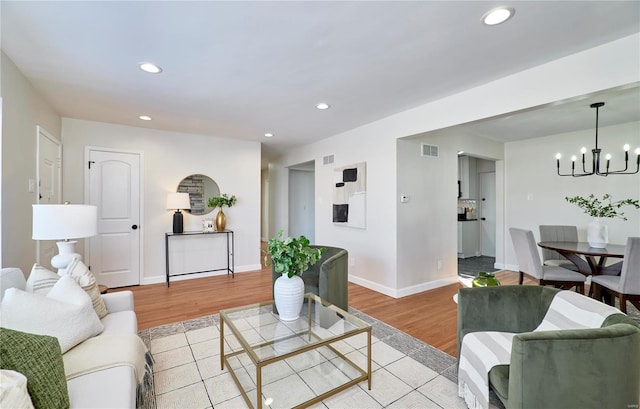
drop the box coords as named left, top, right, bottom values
left=265, top=230, right=326, bottom=321
left=565, top=194, right=640, bottom=249
left=207, top=193, right=237, bottom=232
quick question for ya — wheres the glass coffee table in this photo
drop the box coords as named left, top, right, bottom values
left=220, top=293, right=372, bottom=409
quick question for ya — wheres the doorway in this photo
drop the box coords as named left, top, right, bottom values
left=288, top=161, right=315, bottom=242
left=36, top=126, right=61, bottom=269
left=458, top=156, right=497, bottom=276
left=85, top=148, right=142, bottom=287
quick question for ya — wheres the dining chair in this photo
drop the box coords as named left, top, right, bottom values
left=591, top=237, right=640, bottom=313
left=510, top=227, right=586, bottom=293
left=539, top=225, right=588, bottom=272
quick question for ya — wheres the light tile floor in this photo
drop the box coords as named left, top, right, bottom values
left=138, top=310, right=501, bottom=409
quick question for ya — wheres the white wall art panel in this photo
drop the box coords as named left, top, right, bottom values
left=333, top=162, right=366, bottom=228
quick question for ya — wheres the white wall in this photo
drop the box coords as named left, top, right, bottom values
left=503, top=121, right=640, bottom=270
left=1, top=51, right=61, bottom=272
left=61, top=119, right=262, bottom=284
left=269, top=33, right=640, bottom=297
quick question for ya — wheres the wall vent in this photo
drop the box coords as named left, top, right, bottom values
left=421, top=144, right=439, bottom=158
left=323, top=154, right=335, bottom=165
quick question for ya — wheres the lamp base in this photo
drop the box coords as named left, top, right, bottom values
left=173, top=210, right=184, bottom=234
left=51, top=241, right=81, bottom=275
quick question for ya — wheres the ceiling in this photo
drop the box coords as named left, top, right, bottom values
left=2, top=1, right=639, bottom=156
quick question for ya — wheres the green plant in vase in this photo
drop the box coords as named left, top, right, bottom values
left=565, top=194, right=640, bottom=248
left=265, top=230, right=326, bottom=321
left=207, top=193, right=236, bottom=231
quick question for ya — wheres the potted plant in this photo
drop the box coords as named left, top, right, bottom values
left=565, top=194, right=640, bottom=248
left=265, top=230, right=326, bottom=321
left=207, top=193, right=236, bottom=231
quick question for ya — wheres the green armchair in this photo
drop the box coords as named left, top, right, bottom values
left=272, top=245, right=348, bottom=312
left=457, top=285, right=640, bottom=408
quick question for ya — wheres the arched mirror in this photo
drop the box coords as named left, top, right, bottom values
left=176, top=174, right=220, bottom=215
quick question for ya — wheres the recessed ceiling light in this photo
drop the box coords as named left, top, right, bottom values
left=264, top=133, right=273, bottom=138
left=139, top=115, right=152, bottom=121
left=316, top=103, right=330, bottom=110
left=139, top=62, right=162, bottom=74
left=482, top=7, right=515, bottom=26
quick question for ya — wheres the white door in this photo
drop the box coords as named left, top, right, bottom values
left=37, top=126, right=61, bottom=269
left=288, top=168, right=315, bottom=241
left=479, top=172, right=496, bottom=257
left=87, top=149, right=141, bottom=287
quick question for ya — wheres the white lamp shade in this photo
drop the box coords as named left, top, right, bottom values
left=167, top=192, right=191, bottom=210
left=32, top=204, right=98, bottom=240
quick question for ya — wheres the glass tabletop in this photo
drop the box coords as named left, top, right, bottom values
left=220, top=293, right=370, bottom=363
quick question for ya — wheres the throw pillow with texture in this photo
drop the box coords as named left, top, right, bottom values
left=0, top=328, right=69, bottom=409
left=25, top=264, right=59, bottom=295
left=66, top=257, right=108, bottom=319
left=0, top=276, right=104, bottom=353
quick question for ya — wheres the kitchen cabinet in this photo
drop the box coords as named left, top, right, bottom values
left=458, top=156, right=477, bottom=199
left=458, top=220, right=479, bottom=259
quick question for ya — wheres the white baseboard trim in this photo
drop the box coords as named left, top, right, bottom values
left=348, top=275, right=398, bottom=298
left=141, top=263, right=263, bottom=286
left=348, top=274, right=460, bottom=299
left=495, top=262, right=518, bottom=271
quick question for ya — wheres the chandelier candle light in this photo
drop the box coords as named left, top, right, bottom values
left=556, top=102, right=640, bottom=177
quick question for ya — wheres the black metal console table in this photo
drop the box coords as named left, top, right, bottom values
left=165, top=230, right=234, bottom=287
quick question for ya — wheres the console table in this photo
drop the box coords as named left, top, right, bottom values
left=165, top=230, right=234, bottom=287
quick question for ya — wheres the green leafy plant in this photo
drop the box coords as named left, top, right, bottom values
left=264, top=230, right=326, bottom=278
left=565, top=194, right=640, bottom=220
left=207, top=193, right=237, bottom=209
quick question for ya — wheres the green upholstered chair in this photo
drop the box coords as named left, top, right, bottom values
left=272, top=245, right=348, bottom=312
left=457, top=285, right=640, bottom=409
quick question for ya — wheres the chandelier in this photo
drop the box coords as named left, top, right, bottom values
left=556, top=102, right=640, bottom=177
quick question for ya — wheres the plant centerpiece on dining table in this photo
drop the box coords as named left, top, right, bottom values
left=265, top=230, right=326, bottom=321
left=565, top=194, right=640, bottom=248
left=207, top=193, right=236, bottom=231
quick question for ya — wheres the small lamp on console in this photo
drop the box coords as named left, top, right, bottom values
left=167, top=192, right=191, bottom=234
left=32, top=203, right=98, bottom=275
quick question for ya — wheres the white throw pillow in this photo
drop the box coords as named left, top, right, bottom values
left=25, top=264, right=59, bottom=295
left=0, top=370, right=35, bottom=409
left=0, top=276, right=104, bottom=353
left=66, top=258, right=108, bottom=319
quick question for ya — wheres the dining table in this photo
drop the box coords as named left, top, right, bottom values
left=537, top=241, right=626, bottom=277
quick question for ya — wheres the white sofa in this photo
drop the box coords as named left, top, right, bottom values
left=0, top=267, right=144, bottom=408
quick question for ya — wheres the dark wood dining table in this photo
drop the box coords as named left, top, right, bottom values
left=537, top=241, right=626, bottom=277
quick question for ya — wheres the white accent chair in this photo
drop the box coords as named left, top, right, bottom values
left=591, top=237, right=640, bottom=313
left=510, top=227, right=586, bottom=293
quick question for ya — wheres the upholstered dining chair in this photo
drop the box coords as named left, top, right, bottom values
left=591, top=237, right=640, bottom=313
left=510, top=227, right=586, bottom=293
left=539, top=225, right=588, bottom=272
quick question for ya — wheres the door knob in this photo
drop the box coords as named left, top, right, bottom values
left=481, top=218, right=486, bottom=221
left=132, top=225, right=138, bottom=230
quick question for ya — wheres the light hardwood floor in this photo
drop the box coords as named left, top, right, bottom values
left=115, top=268, right=532, bottom=357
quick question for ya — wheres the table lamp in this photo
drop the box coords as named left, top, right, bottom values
left=32, top=203, right=98, bottom=275
left=167, top=192, right=191, bottom=233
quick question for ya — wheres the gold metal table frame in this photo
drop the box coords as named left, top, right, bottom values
left=220, top=294, right=372, bottom=409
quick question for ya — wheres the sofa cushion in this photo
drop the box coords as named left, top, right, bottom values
left=101, top=310, right=138, bottom=334
left=25, top=264, right=59, bottom=295
left=0, top=370, right=34, bottom=409
left=0, top=276, right=104, bottom=353
left=66, top=258, right=109, bottom=319
left=0, top=328, right=69, bottom=409
left=66, top=365, right=136, bottom=409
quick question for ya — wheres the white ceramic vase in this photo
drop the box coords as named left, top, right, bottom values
left=273, top=273, right=305, bottom=321
left=587, top=218, right=608, bottom=248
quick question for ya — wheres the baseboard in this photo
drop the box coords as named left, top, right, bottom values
left=495, top=262, right=518, bottom=271
left=349, top=274, right=459, bottom=299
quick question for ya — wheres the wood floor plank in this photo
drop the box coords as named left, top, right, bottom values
left=114, top=268, right=530, bottom=357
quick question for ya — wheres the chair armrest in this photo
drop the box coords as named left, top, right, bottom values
left=457, top=286, right=559, bottom=357
left=318, top=249, right=348, bottom=311
left=101, top=291, right=134, bottom=313
left=508, top=324, right=640, bottom=408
